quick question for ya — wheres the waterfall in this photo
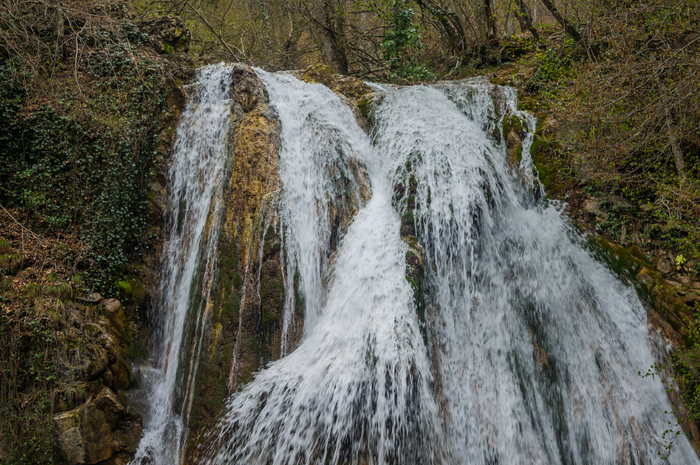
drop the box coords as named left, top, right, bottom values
left=198, top=71, right=438, bottom=464
left=371, top=79, right=698, bottom=464
left=134, top=67, right=699, bottom=465
left=254, top=70, right=369, bottom=346
left=131, top=64, right=234, bottom=464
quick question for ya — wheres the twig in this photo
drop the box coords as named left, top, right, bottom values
left=184, top=1, right=242, bottom=61
left=0, top=205, right=46, bottom=243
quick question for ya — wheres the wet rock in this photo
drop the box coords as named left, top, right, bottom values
left=130, top=364, right=142, bottom=388
left=299, top=64, right=372, bottom=100
left=138, top=15, right=191, bottom=54
left=103, top=298, right=127, bottom=340
left=297, top=64, right=373, bottom=130
left=111, top=358, right=132, bottom=391
left=94, top=387, right=125, bottom=429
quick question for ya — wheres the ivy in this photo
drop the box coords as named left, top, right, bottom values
left=0, top=37, right=167, bottom=296
left=380, top=0, right=434, bottom=82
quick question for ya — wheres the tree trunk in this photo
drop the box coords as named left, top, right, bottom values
left=415, top=0, right=467, bottom=54
left=654, top=72, right=686, bottom=178
left=539, top=0, right=581, bottom=42
left=515, top=0, right=540, bottom=41
left=313, top=0, right=349, bottom=75
left=483, top=0, right=497, bottom=41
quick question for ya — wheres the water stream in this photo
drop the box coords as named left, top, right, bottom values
left=134, top=67, right=699, bottom=464
left=372, top=80, right=699, bottom=464
left=131, top=64, right=234, bottom=464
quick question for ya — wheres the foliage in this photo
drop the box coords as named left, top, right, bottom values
left=567, top=0, right=700, bottom=263
left=531, top=44, right=573, bottom=85
left=380, top=0, right=434, bottom=82
left=0, top=311, right=61, bottom=464
left=641, top=315, right=700, bottom=459
left=0, top=4, right=167, bottom=296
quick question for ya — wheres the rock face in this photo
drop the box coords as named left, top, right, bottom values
left=50, top=297, right=143, bottom=465
left=138, top=15, right=191, bottom=54
left=179, top=64, right=373, bottom=461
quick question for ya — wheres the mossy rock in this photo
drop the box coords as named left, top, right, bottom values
left=0, top=238, right=11, bottom=254
left=590, top=235, right=695, bottom=346
left=358, top=96, right=371, bottom=117
left=0, top=253, right=25, bottom=275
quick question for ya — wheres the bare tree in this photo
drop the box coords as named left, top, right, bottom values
left=313, top=0, right=349, bottom=74
left=538, top=0, right=581, bottom=42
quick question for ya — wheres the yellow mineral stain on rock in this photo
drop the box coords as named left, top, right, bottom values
left=210, top=322, right=222, bottom=360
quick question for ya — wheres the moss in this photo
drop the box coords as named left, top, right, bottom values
left=590, top=235, right=695, bottom=339
left=0, top=238, right=11, bottom=254
left=531, top=137, right=556, bottom=192
left=187, top=233, right=243, bottom=438
left=0, top=253, right=24, bottom=274
left=358, top=96, right=370, bottom=117
left=116, top=280, right=132, bottom=296
left=23, top=283, right=43, bottom=298
left=260, top=260, right=284, bottom=332
left=262, top=226, right=281, bottom=259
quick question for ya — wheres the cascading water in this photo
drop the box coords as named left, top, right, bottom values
left=134, top=66, right=699, bottom=465
left=371, top=80, right=699, bottom=464
left=253, top=70, right=368, bottom=346
left=199, top=71, right=438, bottom=464
left=131, top=64, right=234, bottom=465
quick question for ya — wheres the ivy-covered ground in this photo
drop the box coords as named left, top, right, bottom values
left=0, top=1, right=189, bottom=462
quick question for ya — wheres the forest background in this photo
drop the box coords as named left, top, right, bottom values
left=126, top=0, right=700, bottom=261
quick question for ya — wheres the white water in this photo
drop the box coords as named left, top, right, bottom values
left=199, top=73, right=439, bottom=464
left=372, top=80, right=699, bottom=464
left=131, top=64, right=234, bottom=465
left=254, top=70, right=368, bottom=344
left=135, top=68, right=699, bottom=465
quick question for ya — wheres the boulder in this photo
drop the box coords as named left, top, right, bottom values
left=103, top=298, right=127, bottom=340
left=94, top=387, right=125, bottom=429
left=85, top=344, right=109, bottom=381
left=111, top=357, right=132, bottom=391
left=82, top=399, right=113, bottom=464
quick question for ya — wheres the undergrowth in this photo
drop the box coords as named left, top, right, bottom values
left=0, top=2, right=167, bottom=296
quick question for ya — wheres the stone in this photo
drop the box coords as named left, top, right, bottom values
left=138, top=15, right=191, bottom=54
left=101, top=368, right=114, bottom=390
left=130, top=363, right=142, bottom=388
left=582, top=199, right=607, bottom=220
left=102, top=331, right=121, bottom=363
left=82, top=399, right=113, bottom=464
left=54, top=409, right=81, bottom=434
left=56, top=427, right=86, bottom=465
left=94, top=387, right=125, bottom=429
left=85, top=344, right=109, bottom=381
left=103, top=298, right=127, bottom=340
left=111, top=357, right=131, bottom=391
left=78, top=292, right=102, bottom=303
